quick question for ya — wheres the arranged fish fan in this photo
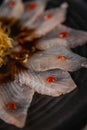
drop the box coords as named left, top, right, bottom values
left=27, top=2, right=68, bottom=38
left=0, top=0, right=87, bottom=128
left=17, top=2, right=68, bottom=42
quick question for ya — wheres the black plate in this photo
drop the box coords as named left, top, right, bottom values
left=0, top=0, right=87, bottom=130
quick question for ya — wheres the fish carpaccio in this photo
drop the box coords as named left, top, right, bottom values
left=35, top=24, right=87, bottom=50
left=26, top=46, right=87, bottom=72
left=0, top=0, right=86, bottom=128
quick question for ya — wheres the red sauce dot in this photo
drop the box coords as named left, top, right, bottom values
left=8, top=1, right=16, bottom=8
left=6, top=102, right=18, bottom=110
left=58, top=32, right=70, bottom=38
left=27, top=2, right=37, bottom=11
left=47, top=76, right=56, bottom=83
left=44, top=13, right=53, bottom=20
left=57, top=56, right=67, bottom=60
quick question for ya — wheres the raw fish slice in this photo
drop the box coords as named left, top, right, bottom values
left=35, top=38, right=69, bottom=50
left=0, top=0, right=24, bottom=19
left=0, top=77, right=34, bottom=127
left=36, top=24, right=87, bottom=49
left=19, top=69, right=77, bottom=97
left=31, top=2, right=68, bottom=37
left=27, top=46, right=87, bottom=72
left=20, top=0, right=47, bottom=27
left=22, top=2, right=68, bottom=41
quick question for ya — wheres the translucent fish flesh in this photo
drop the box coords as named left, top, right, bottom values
left=0, top=1, right=86, bottom=128
left=20, top=0, right=47, bottom=27
left=0, top=77, right=34, bottom=127
left=21, top=2, right=68, bottom=40
left=35, top=38, right=69, bottom=50
left=32, top=3, right=68, bottom=37
left=27, top=46, right=87, bottom=72
left=19, top=69, right=77, bottom=97
left=0, top=0, right=24, bottom=19
left=36, top=24, right=87, bottom=50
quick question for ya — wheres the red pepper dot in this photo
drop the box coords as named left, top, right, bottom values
left=58, top=32, right=70, bottom=38
left=47, top=76, right=56, bottom=83
left=27, top=2, right=37, bottom=11
left=44, top=13, right=53, bottom=20
left=8, top=1, right=16, bottom=8
left=57, top=56, right=67, bottom=60
left=6, top=102, right=18, bottom=110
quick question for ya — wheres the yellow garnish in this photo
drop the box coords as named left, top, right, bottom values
left=0, top=28, right=13, bottom=66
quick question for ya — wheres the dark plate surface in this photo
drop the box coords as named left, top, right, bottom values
left=0, top=0, right=87, bottom=130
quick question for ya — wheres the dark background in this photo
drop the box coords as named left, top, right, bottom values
left=0, top=0, right=87, bottom=130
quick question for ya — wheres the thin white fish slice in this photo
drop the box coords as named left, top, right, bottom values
left=20, top=0, right=47, bottom=27
left=27, top=46, right=87, bottom=72
left=0, top=77, right=34, bottom=128
left=35, top=38, right=69, bottom=50
left=19, top=69, right=77, bottom=97
left=36, top=24, right=87, bottom=49
left=0, top=0, right=24, bottom=19
left=32, top=2, right=68, bottom=36
left=23, top=2, right=68, bottom=40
